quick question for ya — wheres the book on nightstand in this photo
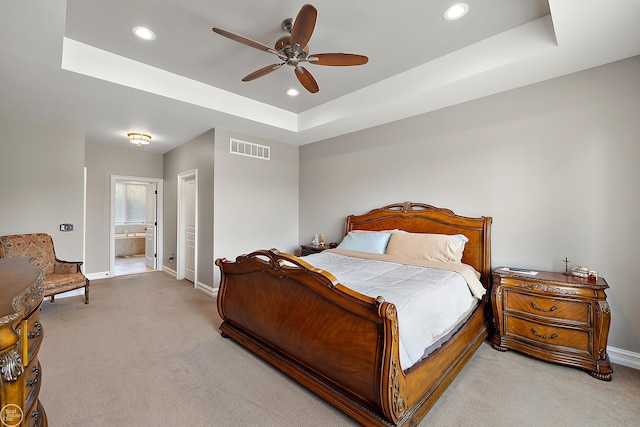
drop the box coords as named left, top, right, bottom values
left=499, top=266, right=538, bottom=275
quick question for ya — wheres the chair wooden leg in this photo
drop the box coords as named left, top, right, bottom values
left=84, top=285, right=89, bottom=304
left=50, top=294, right=55, bottom=303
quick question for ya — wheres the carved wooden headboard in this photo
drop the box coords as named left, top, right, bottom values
left=345, top=202, right=492, bottom=289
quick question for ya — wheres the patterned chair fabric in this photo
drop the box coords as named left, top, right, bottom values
left=0, top=233, right=89, bottom=303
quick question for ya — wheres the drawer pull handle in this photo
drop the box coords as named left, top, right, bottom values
left=531, top=328, right=558, bottom=340
left=530, top=302, right=558, bottom=313
left=28, top=321, right=42, bottom=339
left=27, top=365, right=40, bottom=387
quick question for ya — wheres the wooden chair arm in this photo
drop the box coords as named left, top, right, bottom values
left=54, top=258, right=83, bottom=274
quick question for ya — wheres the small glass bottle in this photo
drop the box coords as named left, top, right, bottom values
left=320, top=234, right=325, bottom=246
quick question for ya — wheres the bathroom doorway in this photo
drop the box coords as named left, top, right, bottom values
left=110, top=175, right=163, bottom=277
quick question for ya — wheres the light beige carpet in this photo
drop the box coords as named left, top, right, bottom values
left=38, top=271, right=640, bottom=426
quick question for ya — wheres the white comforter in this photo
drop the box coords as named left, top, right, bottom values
left=302, top=250, right=479, bottom=370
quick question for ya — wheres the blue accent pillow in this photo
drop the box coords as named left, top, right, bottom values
left=336, top=231, right=392, bottom=254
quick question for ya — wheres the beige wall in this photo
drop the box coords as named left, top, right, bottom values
left=84, top=142, right=163, bottom=274
left=0, top=116, right=84, bottom=261
left=162, top=128, right=299, bottom=287
left=299, top=56, right=640, bottom=354
left=162, top=130, right=215, bottom=287
left=213, top=128, right=299, bottom=284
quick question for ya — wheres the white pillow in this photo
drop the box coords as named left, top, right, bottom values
left=385, top=231, right=468, bottom=263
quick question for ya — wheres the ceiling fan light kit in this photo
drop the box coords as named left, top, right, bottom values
left=212, top=4, right=368, bottom=94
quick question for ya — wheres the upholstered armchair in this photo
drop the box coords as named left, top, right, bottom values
left=0, top=233, right=89, bottom=303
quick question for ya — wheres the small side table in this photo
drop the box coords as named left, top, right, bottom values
left=300, top=243, right=331, bottom=256
left=492, top=267, right=612, bottom=380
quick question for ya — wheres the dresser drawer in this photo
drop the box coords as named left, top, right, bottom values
left=505, top=315, right=591, bottom=356
left=25, top=398, right=46, bottom=427
left=25, top=360, right=42, bottom=412
left=504, top=291, right=591, bottom=326
left=23, top=308, right=43, bottom=364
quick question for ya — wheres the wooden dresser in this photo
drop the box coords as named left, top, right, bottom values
left=491, top=267, right=612, bottom=381
left=0, top=257, right=48, bottom=426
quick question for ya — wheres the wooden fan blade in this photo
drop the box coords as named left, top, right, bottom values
left=212, top=27, right=281, bottom=57
left=242, top=63, right=284, bottom=82
left=308, top=53, right=369, bottom=66
left=295, top=66, right=319, bottom=93
left=290, top=4, right=317, bottom=51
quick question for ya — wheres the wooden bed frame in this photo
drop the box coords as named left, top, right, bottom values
left=215, top=202, right=492, bottom=426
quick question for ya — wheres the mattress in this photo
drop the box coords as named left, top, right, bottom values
left=303, top=250, right=478, bottom=369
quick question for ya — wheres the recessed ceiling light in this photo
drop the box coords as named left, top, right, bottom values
left=286, top=88, right=300, bottom=97
left=132, top=26, right=156, bottom=41
left=443, top=3, right=469, bottom=21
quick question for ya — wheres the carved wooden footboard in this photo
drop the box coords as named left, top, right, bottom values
left=215, top=202, right=492, bottom=426
left=216, top=250, right=400, bottom=422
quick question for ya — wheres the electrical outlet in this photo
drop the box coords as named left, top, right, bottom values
left=59, top=223, right=73, bottom=232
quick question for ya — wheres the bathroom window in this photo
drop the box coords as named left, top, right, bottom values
left=115, top=183, right=146, bottom=224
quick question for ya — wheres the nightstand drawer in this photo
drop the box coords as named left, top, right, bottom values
left=505, top=291, right=591, bottom=325
left=505, top=315, right=591, bottom=355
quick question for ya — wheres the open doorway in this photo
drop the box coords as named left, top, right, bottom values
left=110, top=175, right=163, bottom=277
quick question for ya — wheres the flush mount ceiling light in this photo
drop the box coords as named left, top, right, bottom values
left=127, top=132, right=151, bottom=147
left=132, top=26, right=156, bottom=40
left=286, top=88, right=300, bottom=97
left=444, top=3, right=469, bottom=20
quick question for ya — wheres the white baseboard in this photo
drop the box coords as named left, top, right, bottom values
left=86, top=271, right=110, bottom=280
left=195, top=281, right=218, bottom=297
left=609, top=346, right=640, bottom=370
left=162, top=266, right=176, bottom=276
left=161, top=266, right=217, bottom=297
left=88, top=268, right=174, bottom=281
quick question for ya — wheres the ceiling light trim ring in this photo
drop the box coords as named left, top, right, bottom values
left=444, top=3, right=469, bottom=21
left=132, top=26, right=156, bottom=40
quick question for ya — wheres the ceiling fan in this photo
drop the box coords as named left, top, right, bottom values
left=212, top=4, right=368, bottom=94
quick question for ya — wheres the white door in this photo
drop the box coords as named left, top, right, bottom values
left=184, top=178, right=196, bottom=282
left=145, top=183, right=157, bottom=269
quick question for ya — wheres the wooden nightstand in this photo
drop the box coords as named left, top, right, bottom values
left=299, top=243, right=331, bottom=256
left=491, top=267, right=612, bottom=381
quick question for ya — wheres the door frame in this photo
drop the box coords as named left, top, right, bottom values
left=177, top=169, right=198, bottom=287
left=145, top=182, right=158, bottom=270
left=109, top=175, right=164, bottom=277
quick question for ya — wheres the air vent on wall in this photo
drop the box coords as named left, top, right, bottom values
left=230, top=138, right=270, bottom=160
